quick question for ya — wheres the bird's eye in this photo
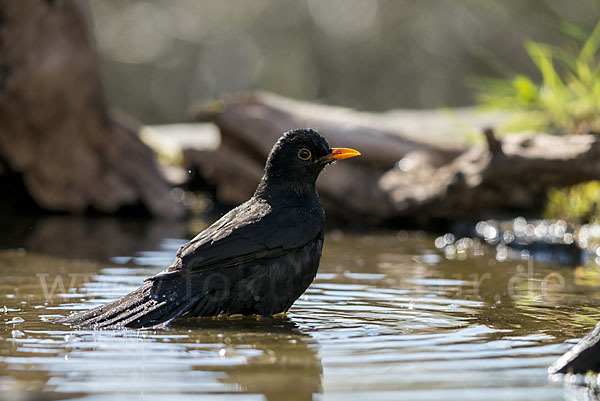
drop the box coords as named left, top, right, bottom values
left=297, top=148, right=312, bottom=160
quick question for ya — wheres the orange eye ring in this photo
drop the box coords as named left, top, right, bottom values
left=297, top=148, right=312, bottom=160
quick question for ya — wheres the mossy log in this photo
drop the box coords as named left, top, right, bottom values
left=0, top=0, right=184, bottom=219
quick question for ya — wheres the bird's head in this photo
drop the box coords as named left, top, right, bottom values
left=256, top=128, right=360, bottom=196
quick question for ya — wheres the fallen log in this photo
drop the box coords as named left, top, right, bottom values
left=193, top=92, right=468, bottom=222
left=197, top=92, right=466, bottom=169
left=0, top=0, right=184, bottom=219
left=190, top=92, right=600, bottom=225
left=183, top=147, right=263, bottom=207
left=380, top=130, right=600, bottom=223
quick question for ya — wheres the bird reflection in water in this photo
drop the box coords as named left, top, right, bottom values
left=174, top=316, right=323, bottom=401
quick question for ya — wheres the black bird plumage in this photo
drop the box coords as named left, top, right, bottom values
left=549, top=320, right=600, bottom=375
left=54, top=128, right=360, bottom=329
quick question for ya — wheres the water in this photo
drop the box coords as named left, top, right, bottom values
left=1, top=216, right=600, bottom=400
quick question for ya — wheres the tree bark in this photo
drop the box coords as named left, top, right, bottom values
left=0, top=0, right=184, bottom=219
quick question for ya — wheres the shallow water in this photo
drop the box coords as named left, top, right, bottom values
left=1, top=216, right=600, bottom=400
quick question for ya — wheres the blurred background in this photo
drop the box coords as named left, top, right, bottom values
left=89, top=0, right=599, bottom=124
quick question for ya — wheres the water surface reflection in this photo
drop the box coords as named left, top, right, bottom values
left=1, top=217, right=600, bottom=400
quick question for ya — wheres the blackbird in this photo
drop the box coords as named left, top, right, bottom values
left=549, top=320, right=600, bottom=374
left=55, top=128, right=360, bottom=329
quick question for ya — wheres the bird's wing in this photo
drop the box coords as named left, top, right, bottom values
left=150, top=198, right=324, bottom=279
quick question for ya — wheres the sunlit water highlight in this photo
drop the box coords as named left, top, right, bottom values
left=2, top=221, right=600, bottom=401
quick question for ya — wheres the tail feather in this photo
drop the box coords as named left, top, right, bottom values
left=53, top=282, right=199, bottom=329
left=93, top=296, right=165, bottom=329
left=140, top=294, right=202, bottom=329
left=79, top=286, right=151, bottom=327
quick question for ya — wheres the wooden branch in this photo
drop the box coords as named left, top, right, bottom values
left=0, top=1, right=184, bottom=219
left=483, top=127, right=503, bottom=155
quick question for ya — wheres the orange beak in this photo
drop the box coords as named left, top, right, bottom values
left=317, top=148, right=361, bottom=164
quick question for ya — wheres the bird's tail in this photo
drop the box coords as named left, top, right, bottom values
left=53, top=282, right=201, bottom=330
